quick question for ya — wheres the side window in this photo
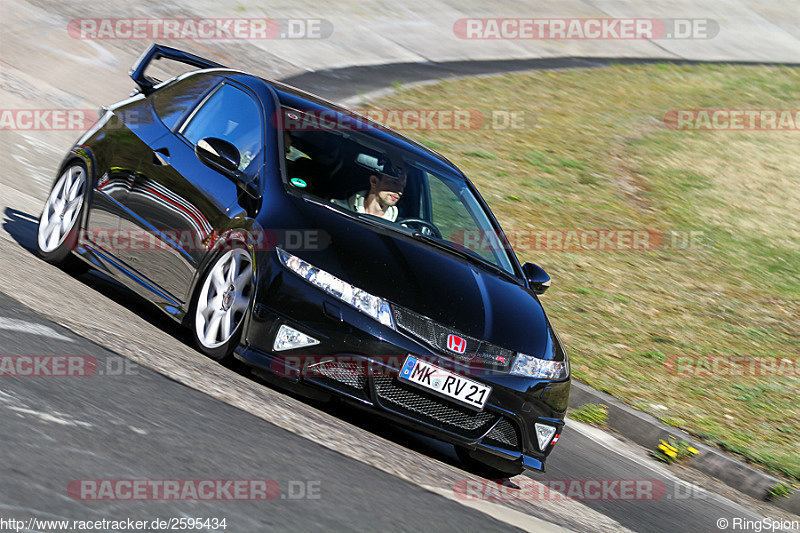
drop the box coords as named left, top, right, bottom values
left=181, top=84, right=263, bottom=173
left=428, top=174, right=476, bottom=234
left=427, top=173, right=494, bottom=262
left=152, top=74, right=220, bottom=131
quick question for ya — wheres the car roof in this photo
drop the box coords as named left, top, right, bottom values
left=273, top=80, right=463, bottom=171
left=195, top=69, right=467, bottom=179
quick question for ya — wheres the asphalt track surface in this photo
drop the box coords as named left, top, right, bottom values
left=0, top=291, right=524, bottom=532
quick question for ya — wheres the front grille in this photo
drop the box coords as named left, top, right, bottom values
left=373, top=376, right=497, bottom=436
left=392, top=305, right=513, bottom=370
left=483, top=417, right=520, bottom=450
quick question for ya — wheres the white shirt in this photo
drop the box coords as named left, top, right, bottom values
left=332, top=190, right=398, bottom=222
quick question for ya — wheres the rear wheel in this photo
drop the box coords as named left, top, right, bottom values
left=36, top=163, right=89, bottom=274
left=191, top=247, right=254, bottom=362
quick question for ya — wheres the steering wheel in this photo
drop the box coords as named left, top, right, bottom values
left=399, top=218, right=442, bottom=238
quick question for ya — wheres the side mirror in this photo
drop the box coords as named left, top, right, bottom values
left=195, top=138, right=259, bottom=200
left=522, top=262, right=551, bottom=295
left=195, top=137, right=240, bottom=174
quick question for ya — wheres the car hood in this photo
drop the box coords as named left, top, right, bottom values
left=271, top=196, right=550, bottom=358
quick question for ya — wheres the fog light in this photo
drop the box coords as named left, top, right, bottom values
left=273, top=325, right=319, bottom=352
left=534, top=423, right=557, bottom=450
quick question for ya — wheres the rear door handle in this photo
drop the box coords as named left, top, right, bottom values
left=153, top=147, right=170, bottom=166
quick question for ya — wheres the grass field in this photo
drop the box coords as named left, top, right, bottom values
left=369, top=64, right=800, bottom=480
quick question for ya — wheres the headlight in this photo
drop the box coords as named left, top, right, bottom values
left=277, top=248, right=395, bottom=328
left=511, top=353, right=569, bottom=379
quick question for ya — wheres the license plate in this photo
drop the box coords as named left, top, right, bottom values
left=399, top=356, right=491, bottom=410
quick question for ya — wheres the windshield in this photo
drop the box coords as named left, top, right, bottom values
left=279, top=106, right=517, bottom=275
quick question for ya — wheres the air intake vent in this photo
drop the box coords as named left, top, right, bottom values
left=483, top=417, right=520, bottom=450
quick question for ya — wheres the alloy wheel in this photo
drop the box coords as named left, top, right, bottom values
left=37, top=165, right=86, bottom=253
left=194, top=248, right=253, bottom=349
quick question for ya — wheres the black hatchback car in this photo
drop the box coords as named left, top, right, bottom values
left=37, top=44, right=570, bottom=477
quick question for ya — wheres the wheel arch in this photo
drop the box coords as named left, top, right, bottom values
left=182, top=225, right=265, bottom=325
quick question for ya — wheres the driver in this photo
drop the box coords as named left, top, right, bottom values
left=332, top=160, right=406, bottom=222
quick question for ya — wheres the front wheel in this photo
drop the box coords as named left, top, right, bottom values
left=36, top=163, right=89, bottom=274
left=191, top=247, right=254, bottom=362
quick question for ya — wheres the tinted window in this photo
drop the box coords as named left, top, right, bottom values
left=427, top=173, right=508, bottom=268
left=181, top=84, right=262, bottom=172
left=152, top=74, right=220, bottom=130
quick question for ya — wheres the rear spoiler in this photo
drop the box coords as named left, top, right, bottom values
left=129, top=44, right=226, bottom=95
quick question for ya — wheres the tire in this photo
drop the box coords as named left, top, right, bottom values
left=455, top=446, right=525, bottom=479
left=36, top=162, right=89, bottom=275
left=190, top=246, right=254, bottom=362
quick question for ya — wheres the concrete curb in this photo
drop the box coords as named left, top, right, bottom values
left=569, top=381, right=800, bottom=514
left=279, top=58, right=800, bottom=517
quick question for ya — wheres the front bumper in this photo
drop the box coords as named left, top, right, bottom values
left=237, top=259, right=570, bottom=471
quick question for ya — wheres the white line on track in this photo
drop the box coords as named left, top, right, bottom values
left=0, top=317, right=74, bottom=343
left=7, top=406, right=94, bottom=428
